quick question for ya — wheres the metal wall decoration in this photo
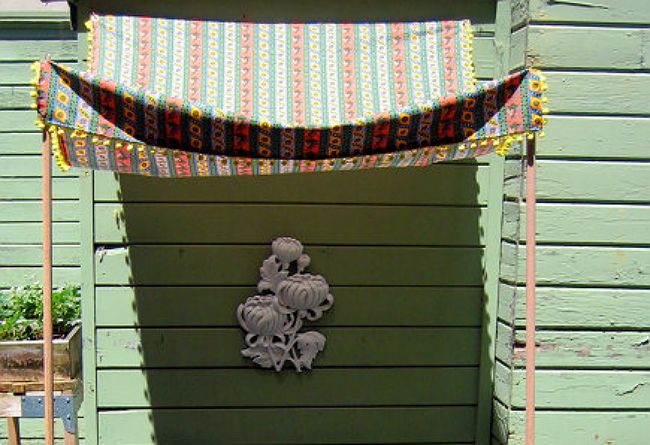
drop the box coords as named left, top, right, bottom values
left=237, top=237, right=334, bottom=372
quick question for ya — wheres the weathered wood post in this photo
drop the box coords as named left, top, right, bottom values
left=525, top=136, right=537, bottom=445
left=42, top=130, right=54, bottom=445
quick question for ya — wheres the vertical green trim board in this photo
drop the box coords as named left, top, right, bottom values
left=476, top=1, right=510, bottom=443
left=78, top=24, right=99, bottom=445
left=80, top=170, right=98, bottom=445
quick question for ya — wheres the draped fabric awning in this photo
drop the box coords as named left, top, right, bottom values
left=34, top=14, right=547, bottom=177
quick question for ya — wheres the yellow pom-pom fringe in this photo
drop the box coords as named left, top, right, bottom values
left=46, top=125, right=71, bottom=172
left=34, top=126, right=544, bottom=173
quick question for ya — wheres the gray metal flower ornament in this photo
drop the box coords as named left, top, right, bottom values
left=236, top=237, right=334, bottom=372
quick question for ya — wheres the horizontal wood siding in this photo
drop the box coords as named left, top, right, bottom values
left=93, top=171, right=491, bottom=444
left=0, top=14, right=80, bottom=290
left=82, top=1, right=501, bottom=443
left=0, top=8, right=85, bottom=445
left=495, top=1, right=650, bottom=443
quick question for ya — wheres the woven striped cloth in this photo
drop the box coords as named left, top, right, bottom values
left=35, top=14, right=546, bottom=177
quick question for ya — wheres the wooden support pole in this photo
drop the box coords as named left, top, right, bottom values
left=42, top=130, right=54, bottom=445
left=525, top=137, right=537, bottom=445
left=7, top=417, right=20, bottom=445
left=64, top=429, right=80, bottom=445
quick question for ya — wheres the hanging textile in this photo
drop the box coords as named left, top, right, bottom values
left=33, top=14, right=547, bottom=177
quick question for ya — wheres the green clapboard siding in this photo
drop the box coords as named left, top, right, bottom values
left=96, top=327, right=481, bottom=367
left=0, top=200, right=80, bottom=222
left=536, top=116, right=650, bottom=159
left=502, top=201, right=650, bottom=245
left=529, top=0, right=650, bottom=25
left=94, top=286, right=484, bottom=327
left=0, top=11, right=80, bottom=290
left=0, top=266, right=80, bottom=285
left=97, top=368, right=479, bottom=407
left=545, top=72, right=650, bottom=116
left=98, top=407, right=477, bottom=445
left=497, top=322, right=650, bottom=369
left=508, top=410, right=650, bottom=445
left=495, top=1, right=650, bottom=443
left=527, top=26, right=650, bottom=71
left=93, top=164, right=493, bottom=205
left=0, top=177, right=79, bottom=200
left=95, top=245, right=486, bottom=286
left=504, top=160, right=650, bottom=202
left=498, top=284, right=650, bottom=330
left=95, top=203, right=488, bottom=246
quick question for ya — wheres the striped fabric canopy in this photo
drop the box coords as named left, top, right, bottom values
left=34, top=14, right=547, bottom=177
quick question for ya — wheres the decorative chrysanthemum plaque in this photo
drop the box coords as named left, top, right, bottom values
left=237, top=237, right=334, bottom=372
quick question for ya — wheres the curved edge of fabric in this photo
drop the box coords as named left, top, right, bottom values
left=33, top=60, right=547, bottom=177
left=44, top=125, right=538, bottom=177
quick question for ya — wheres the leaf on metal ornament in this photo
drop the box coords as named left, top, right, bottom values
left=296, top=331, right=326, bottom=369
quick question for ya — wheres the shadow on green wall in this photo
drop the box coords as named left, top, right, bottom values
left=109, top=163, right=488, bottom=444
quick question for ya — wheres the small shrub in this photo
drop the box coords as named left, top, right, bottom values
left=0, top=283, right=81, bottom=341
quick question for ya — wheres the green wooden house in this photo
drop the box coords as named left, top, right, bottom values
left=1, top=0, right=649, bottom=443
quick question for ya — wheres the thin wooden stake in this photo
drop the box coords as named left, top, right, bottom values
left=42, top=130, right=54, bottom=445
left=525, top=137, right=537, bottom=445
left=7, top=417, right=20, bottom=445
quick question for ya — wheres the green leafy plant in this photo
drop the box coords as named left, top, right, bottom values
left=0, top=283, right=81, bottom=341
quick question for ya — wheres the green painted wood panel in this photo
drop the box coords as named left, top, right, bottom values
left=0, top=12, right=80, bottom=320
left=504, top=160, right=650, bottom=202
left=0, top=110, right=43, bottom=131
left=95, top=203, right=487, bottom=246
left=0, top=133, right=44, bottom=154
left=97, top=368, right=479, bottom=408
left=95, top=286, right=483, bottom=327
left=0, top=177, right=79, bottom=199
left=0, top=441, right=85, bottom=445
left=497, top=322, right=650, bottom=369
left=502, top=202, right=650, bottom=245
left=0, top=155, right=78, bottom=177
left=537, top=116, right=650, bottom=159
left=507, top=410, right=650, bottom=445
left=529, top=0, right=650, bottom=24
left=95, top=246, right=485, bottom=286
left=93, top=164, right=492, bottom=205
left=0, top=40, right=77, bottom=61
left=497, top=4, right=650, bottom=445
left=509, top=370, right=650, bottom=409
left=498, top=285, right=650, bottom=330
left=0, top=200, right=79, bottom=222
left=0, top=222, right=80, bottom=243
left=545, top=72, right=650, bottom=115
left=0, top=85, right=37, bottom=109
left=0, top=244, right=79, bottom=265
left=528, top=26, right=650, bottom=70
left=501, top=242, right=650, bottom=287
left=508, top=26, right=526, bottom=71
left=0, top=62, right=77, bottom=85
left=0, top=266, right=80, bottom=286
left=98, top=407, right=477, bottom=444
left=95, top=327, right=480, bottom=367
